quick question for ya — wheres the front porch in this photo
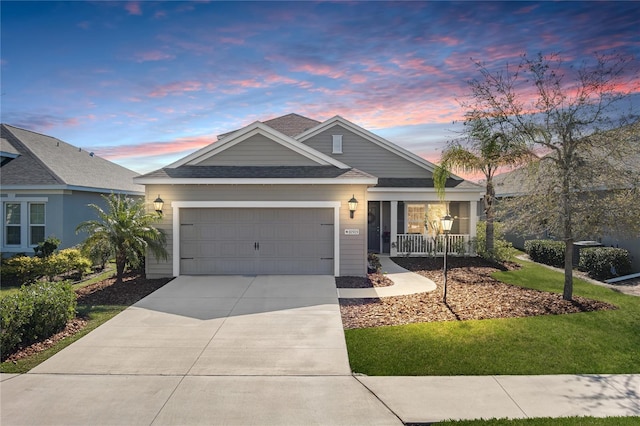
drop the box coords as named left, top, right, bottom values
left=367, top=200, right=477, bottom=257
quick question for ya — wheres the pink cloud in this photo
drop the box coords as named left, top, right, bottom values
left=134, top=50, right=175, bottom=62
left=148, top=81, right=203, bottom=98
left=93, top=135, right=216, bottom=160
left=125, top=2, right=142, bottom=16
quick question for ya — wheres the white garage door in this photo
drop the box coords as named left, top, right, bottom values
left=180, top=208, right=334, bottom=275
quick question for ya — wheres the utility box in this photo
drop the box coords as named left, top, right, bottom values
left=573, top=241, right=603, bottom=267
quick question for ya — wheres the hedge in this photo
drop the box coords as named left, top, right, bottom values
left=1, top=249, right=91, bottom=284
left=579, top=247, right=632, bottom=280
left=0, top=281, right=76, bottom=360
left=524, top=239, right=565, bottom=268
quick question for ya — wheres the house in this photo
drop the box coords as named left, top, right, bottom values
left=1, top=124, right=144, bottom=255
left=492, top=124, right=640, bottom=273
left=134, top=113, right=483, bottom=277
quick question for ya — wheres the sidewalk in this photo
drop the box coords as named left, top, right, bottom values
left=2, top=372, right=638, bottom=424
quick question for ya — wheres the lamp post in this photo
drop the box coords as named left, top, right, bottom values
left=441, top=214, right=454, bottom=304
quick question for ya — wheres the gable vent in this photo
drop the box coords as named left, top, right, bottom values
left=332, top=135, right=343, bottom=154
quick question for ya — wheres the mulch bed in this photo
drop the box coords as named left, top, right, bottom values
left=339, top=257, right=617, bottom=329
left=3, top=274, right=172, bottom=363
left=336, top=273, right=394, bottom=288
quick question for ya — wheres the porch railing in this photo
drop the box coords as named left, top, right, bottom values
left=394, top=234, right=472, bottom=256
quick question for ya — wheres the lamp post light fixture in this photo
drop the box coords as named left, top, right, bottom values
left=348, top=194, right=358, bottom=219
left=441, top=214, right=454, bottom=304
left=153, top=195, right=164, bottom=215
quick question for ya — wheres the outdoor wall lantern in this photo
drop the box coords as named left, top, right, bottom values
left=441, top=214, right=454, bottom=304
left=348, top=195, right=358, bottom=219
left=153, top=195, right=164, bottom=215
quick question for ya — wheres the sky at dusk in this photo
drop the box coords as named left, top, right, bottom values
left=2, top=1, right=640, bottom=175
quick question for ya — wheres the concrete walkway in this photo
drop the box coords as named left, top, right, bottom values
left=338, top=255, right=437, bottom=298
left=2, top=274, right=639, bottom=425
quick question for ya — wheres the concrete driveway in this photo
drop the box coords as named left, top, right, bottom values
left=1, top=275, right=402, bottom=425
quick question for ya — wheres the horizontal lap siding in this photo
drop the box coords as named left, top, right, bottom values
left=197, top=134, right=318, bottom=166
left=144, top=184, right=367, bottom=278
left=303, top=124, right=431, bottom=178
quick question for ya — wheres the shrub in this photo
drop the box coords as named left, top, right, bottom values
left=368, top=252, right=381, bottom=272
left=525, top=239, right=565, bottom=268
left=1, top=255, right=44, bottom=284
left=47, top=249, right=92, bottom=280
left=473, top=221, right=514, bottom=261
left=579, top=247, right=632, bottom=280
left=81, top=239, right=111, bottom=270
left=33, top=236, right=61, bottom=258
left=1, top=281, right=76, bottom=359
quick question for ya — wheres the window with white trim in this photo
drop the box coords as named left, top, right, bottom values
left=5, top=203, right=21, bottom=246
left=29, top=203, right=46, bottom=246
left=406, top=204, right=425, bottom=234
left=3, top=199, right=47, bottom=249
left=332, top=135, right=343, bottom=154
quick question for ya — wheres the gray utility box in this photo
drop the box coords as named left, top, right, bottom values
left=572, top=241, right=603, bottom=267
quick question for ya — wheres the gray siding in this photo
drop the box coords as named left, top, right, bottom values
left=198, top=134, right=319, bottom=166
left=303, top=124, right=431, bottom=178
left=144, top=184, right=369, bottom=278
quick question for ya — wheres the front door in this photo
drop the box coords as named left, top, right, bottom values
left=367, top=202, right=380, bottom=253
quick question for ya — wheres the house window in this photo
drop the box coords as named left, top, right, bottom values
left=29, top=203, right=45, bottom=246
left=406, top=204, right=425, bottom=234
left=5, top=203, right=21, bottom=245
left=3, top=199, right=48, bottom=249
left=332, top=135, right=343, bottom=154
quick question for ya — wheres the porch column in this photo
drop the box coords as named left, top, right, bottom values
left=390, top=201, right=398, bottom=256
left=469, top=200, right=478, bottom=255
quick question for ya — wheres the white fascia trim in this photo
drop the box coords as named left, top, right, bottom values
left=297, top=115, right=464, bottom=178
left=168, top=122, right=351, bottom=169
left=0, top=185, right=143, bottom=196
left=134, top=177, right=378, bottom=185
left=171, top=201, right=342, bottom=277
left=367, top=189, right=483, bottom=202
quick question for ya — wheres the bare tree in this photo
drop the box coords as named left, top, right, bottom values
left=465, top=52, right=640, bottom=300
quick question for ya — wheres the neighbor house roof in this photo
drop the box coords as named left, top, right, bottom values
left=0, top=124, right=143, bottom=194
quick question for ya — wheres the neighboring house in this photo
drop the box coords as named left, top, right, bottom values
left=135, top=113, right=482, bottom=277
left=493, top=158, right=640, bottom=273
left=1, top=124, right=144, bottom=255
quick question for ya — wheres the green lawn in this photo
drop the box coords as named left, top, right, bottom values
left=434, top=417, right=640, bottom=425
left=345, top=259, right=640, bottom=376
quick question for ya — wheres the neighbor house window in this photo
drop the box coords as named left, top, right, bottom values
left=29, top=203, right=45, bottom=246
left=332, top=135, right=343, bottom=154
left=406, top=204, right=425, bottom=234
left=5, top=203, right=21, bottom=245
left=3, top=199, right=48, bottom=249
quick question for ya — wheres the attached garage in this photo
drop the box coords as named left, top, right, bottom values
left=175, top=203, right=339, bottom=275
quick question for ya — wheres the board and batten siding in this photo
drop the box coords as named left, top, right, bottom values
left=303, top=124, right=431, bottom=178
left=197, top=134, right=319, bottom=166
left=144, top=184, right=368, bottom=278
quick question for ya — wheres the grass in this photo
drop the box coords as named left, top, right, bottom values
left=433, top=417, right=640, bottom=425
left=345, top=259, right=640, bottom=376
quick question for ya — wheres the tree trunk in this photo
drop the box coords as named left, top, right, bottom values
left=561, top=174, right=574, bottom=301
left=484, top=179, right=495, bottom=257
left=115, top=253, right=126, bottom=285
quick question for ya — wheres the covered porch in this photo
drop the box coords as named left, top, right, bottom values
left=367, top=191, right=480, bottom=257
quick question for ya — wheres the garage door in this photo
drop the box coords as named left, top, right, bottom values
left=180, top=208, right=334, bottom=275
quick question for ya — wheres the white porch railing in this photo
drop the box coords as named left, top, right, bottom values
left=394, top=234, right=472, bottom=256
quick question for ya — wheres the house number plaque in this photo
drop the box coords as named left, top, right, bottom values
left=344, top=228, right=360, bottom=235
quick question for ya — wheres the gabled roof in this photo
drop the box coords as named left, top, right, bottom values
left=218, top=113, right=320, bottom=139
left=0, top=124, right=143, bottom=194
left=297, top=115, right=463, bottom=180
left=168, top=121, right=350, bottom=169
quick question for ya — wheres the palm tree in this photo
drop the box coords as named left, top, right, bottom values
left=76, top=193, right=167, bottom=284
left=434, top=119, right=533, bottom=258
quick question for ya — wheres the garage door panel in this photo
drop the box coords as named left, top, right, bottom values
left=180, top=208, right=334, bottom=275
